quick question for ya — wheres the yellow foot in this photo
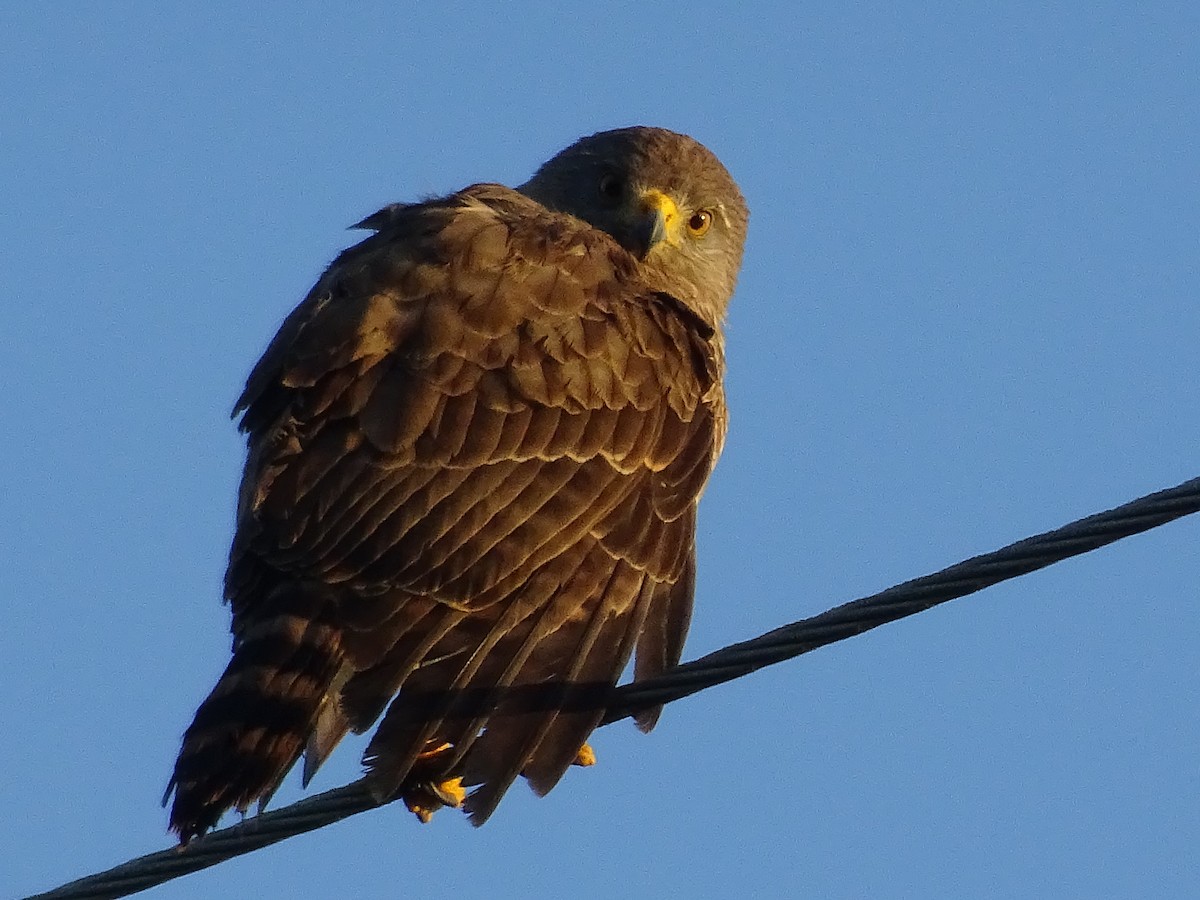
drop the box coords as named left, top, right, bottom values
left=432, top=776, right=466, bottom=807
left=406, top=799, right=437, bottom=825
left=403, top=776, right=466, bottom=824
left=572, top=743, right=597, bottom=767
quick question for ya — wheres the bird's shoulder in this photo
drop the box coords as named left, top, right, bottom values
left=335, top=182, right=640, bottom=307
left=235, top=185, right=721, bottom=443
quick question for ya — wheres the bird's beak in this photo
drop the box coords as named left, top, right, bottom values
left=629, top=189, right=678, bottom=259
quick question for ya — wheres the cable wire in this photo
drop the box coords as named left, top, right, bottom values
left=24, top=475, right=1200, bottom=900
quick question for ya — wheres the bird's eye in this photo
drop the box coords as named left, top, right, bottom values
left=598, top=173, right=624, bottom=201
left=687, top=209, right=714, bottom=237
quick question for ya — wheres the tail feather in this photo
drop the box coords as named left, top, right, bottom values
left=164, top=584, right=343, bottom=843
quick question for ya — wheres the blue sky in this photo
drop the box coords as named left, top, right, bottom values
left=4, top=4, right=1199, bottom=898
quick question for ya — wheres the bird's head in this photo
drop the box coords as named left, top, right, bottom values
left=519, top=126, right=749, bottom=326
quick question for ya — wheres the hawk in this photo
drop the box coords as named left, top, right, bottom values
left=165, top=126, right=748, bottom=841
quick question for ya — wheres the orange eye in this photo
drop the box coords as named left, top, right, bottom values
left=687, top=209, right=713, bottom=236
left=598, top=173, right=624, bottom=201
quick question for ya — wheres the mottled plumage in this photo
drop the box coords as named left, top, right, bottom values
left=165, top=126, right=748, bottom=841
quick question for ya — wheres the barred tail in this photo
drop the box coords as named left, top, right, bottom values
left=164, top=584, right=344, bottom=843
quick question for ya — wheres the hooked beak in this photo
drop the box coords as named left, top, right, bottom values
left=629, top=189, right=678, bottom=259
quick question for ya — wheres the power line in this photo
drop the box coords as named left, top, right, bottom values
left=25, top=475, right=1200, bottom=900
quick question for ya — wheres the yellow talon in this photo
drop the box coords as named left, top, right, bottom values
left=573, top=743, right=596, bottom=767
left=403, top=775, right=466, bottom=823
left=432, top=776, right=466, bottom=808
left=406, top=799, right=436, bottom=824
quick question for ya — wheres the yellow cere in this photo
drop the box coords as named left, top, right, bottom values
left=639, top=189, right=680, bottom=236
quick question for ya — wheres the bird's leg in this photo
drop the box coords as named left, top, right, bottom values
left=401, top=741, right=466, bottom=824
left=402, top=741, right=596, bottom=822
left=402, top=777, right=466, bottom=824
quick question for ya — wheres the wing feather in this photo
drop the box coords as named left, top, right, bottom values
left=225, top=182, right=723, bottom=821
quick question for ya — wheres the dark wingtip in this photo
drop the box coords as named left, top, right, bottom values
left=464, top=788, right=499, bottom=828
left=633, top=705, right=663, bottom=733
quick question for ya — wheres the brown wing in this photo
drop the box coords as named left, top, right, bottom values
left=225, top=184, right=723, bottom=823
